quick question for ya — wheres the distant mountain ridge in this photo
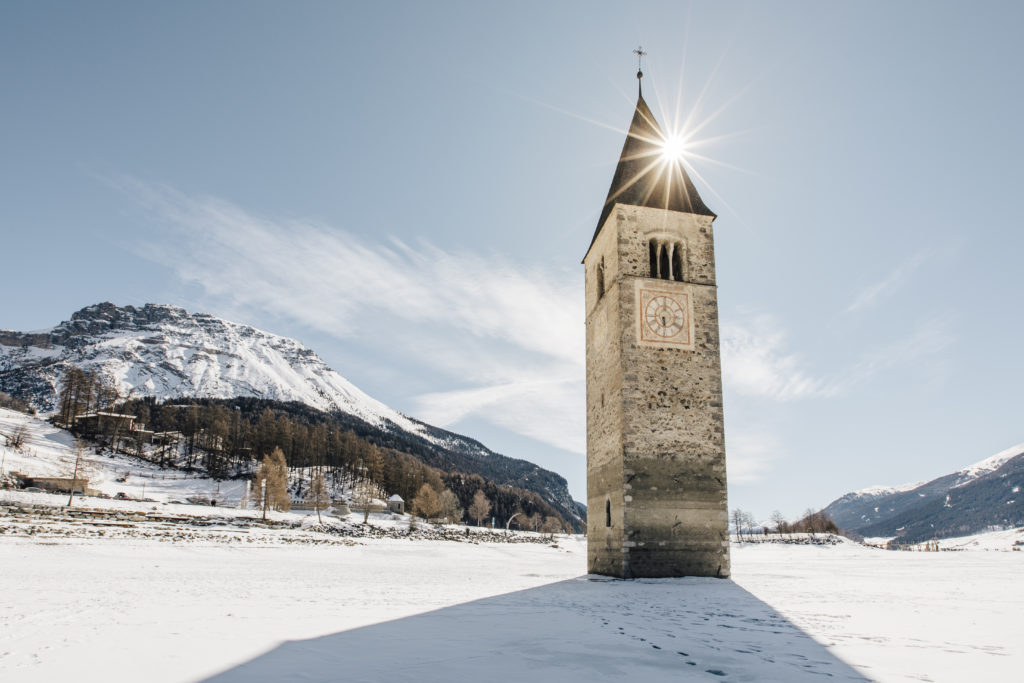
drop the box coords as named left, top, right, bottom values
left=823, top=443, right=1024, bottom=543
left=0, top=302, right=582, bottom=523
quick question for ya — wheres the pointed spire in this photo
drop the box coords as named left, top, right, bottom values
left=587, top=93, right=715, bottom=254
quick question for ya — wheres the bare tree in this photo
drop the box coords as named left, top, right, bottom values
left=439, top=489, right=463, bottom=524
left=770, top=510, right=787, bottom=537
left=254, top=447, right=290, bottom=520
left=66, top=440, right=88, bottom=507
left=308, top=470, right=328, bottom=524
left=411, top=483, right=442, bottom=520
left=731, top=508, right=746, bottom=541
left=352, top=468, right=378, bottom=524
left=7, top=424, right=28, bottom=450
left=468, top=489, right=491, bottom=527
left=743, top=511, right=757, bottom=537
left=541, top=515, right=562, bottom=539
left=803, top=507, right=818, bottom=537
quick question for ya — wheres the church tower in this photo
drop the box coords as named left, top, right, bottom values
left=584, top=72, right=730, bottom=578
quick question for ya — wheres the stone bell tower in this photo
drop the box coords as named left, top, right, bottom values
left=583, top=71, right=730, bottom=578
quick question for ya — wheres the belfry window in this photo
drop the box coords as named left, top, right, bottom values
left=649, top=239, right=685, bottom=281
left=671, top=248, right=683, bottom=282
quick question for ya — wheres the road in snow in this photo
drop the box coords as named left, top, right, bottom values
left=1, top=533, right=1020, bottom=683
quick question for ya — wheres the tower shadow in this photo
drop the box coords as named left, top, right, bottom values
left=202, top=575, right=870, bottom=682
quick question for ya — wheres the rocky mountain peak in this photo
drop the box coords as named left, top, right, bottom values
left=0, top=302, right=582, bottom=525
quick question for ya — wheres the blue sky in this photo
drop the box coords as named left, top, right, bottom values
left=3, top=1, right=1024, bottom=519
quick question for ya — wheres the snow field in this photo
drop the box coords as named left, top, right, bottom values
left=732, top=541, right=1022, bottom=683
left=1, top=535, right=1020, bottom=683
left=1, top=407, right=377, bottom=522
left=4, top=408, right=1022, bottom=681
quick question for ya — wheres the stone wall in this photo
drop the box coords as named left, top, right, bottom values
left=585, top=203, right=730, bottom=578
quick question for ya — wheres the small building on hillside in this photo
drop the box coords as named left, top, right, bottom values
left=152, top=431, right=183, bottom=445
left=74, top=412, right=137, bottom=437
left=387, top=494, right=405, bottom=514
left=18, top=474, right=94, bottom=495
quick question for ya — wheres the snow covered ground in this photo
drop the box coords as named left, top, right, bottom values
left=864, top=527, right=1024, bottom=552
left=3, top=408, right=1021, bottom=681
left=0, top=406, right=382, bottom=518
left=1, top=532, right=1020, bottom=683
left=0, top=407, right=252, bottom=506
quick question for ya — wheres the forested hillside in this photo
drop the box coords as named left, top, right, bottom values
left=2, top=303, right=584, bottom=529
left=59, top=384, right=578, bottom=531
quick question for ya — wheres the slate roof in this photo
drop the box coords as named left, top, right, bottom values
left=586, top=94, right=714, bottom=258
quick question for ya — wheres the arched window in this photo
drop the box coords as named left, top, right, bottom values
left=605, top=498, right=611, bottom=527
left=596, top=259, right=605, bottom=300
left=649, top=239, right=686, bottom=281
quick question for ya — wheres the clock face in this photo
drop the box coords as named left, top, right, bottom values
left=637, top=283, right=694, bottom=348
left=645, top=295, right=685, bottom=337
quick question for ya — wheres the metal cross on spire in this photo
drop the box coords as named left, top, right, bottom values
left=633, top=46, right=647, bottom=95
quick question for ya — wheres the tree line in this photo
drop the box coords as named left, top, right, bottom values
left=57, top=385, right=574, bottom=530
left=732, top=508, right=840, bottom=539
left=54, top=367, right=120, bottom=427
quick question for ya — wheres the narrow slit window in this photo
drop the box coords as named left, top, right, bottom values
left=596, top=260, right=605, bottom=299
left=605, top=499, right=612, bottom=527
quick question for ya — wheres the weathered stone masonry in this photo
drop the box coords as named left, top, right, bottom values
left=584, top=94, right=730, bottom=579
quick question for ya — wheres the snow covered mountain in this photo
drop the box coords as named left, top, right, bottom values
left=0, top=303, right=582, bottom=523
left=822, top=442, right=1024, bottom=543
left=0, top=302, right=454, bottom=446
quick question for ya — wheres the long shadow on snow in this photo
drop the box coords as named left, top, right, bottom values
left=202, top=575, right=869, bottom=682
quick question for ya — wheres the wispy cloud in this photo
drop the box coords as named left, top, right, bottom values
left=846, top=251, right=929, bottom=313
left=414, top=376, right=584, bottom=454
left=117, top=179, right=587, bottom=453
left=837, top=316, right=954, bottom=389
left=721, top=312, right=953, bottom=401
left=721, top=315, right=832, bottom=401
left=117, top=180, right=953, bottom=462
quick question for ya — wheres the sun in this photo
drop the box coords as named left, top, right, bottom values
left=659, top=134, right=688, bottom=162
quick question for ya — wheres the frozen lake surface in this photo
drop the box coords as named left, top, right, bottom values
left=1, top=531, right=1020, bottom=682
